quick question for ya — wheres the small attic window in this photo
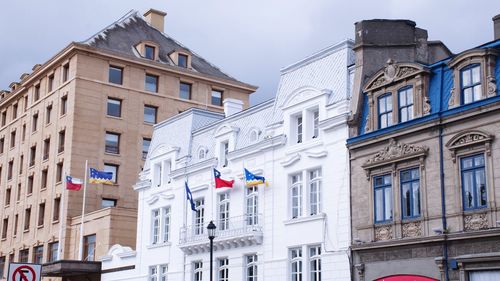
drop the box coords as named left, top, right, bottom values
left=145, top=45, right=155, bottom=60
left=178, top=54, right=188, bottom=68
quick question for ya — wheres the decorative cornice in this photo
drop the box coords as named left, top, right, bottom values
left=363, top=139, right=428, bottom=169
left=133, top=179, right=151, bottom=191
left=280, top=153, right=301, bottom=167
left=304, top=150, right=328, bottom=159
left=446, top=130, right=494, bottom=150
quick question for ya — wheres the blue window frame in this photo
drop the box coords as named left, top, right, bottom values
left=461, top=154, right=487, bottom=210
left=400, top=168, right=420, bottom=219
left=460, top=64, right=482, bottom=105
left=378, top=94, right=393, bottom=129
left=398, top=86, right=414, bottom=123
left=374, top=174, right=392, bottom=223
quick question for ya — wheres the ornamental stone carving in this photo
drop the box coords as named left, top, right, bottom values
left=383, top=59, right=398, bottom=82
left=487, top=76, right=497, bottom=98
left=364, top=61, right=426, bottom=92
left=363, top=139, right=428, bottom=168
left=446, top=130, right=493, bottom=153
left=423, top=96, right=431, bottom=115
left=448, top=87, right=456, bottom=108
left=464, top=213, right=488, bottom=231
left=375, top=225, right=393, bottom=241
left=402, top=221, right=422, bottom=238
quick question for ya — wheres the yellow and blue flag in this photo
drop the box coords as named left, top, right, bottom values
left=244, top=168, right=266, bottom=187
left=89, top=168, right=114, bottom=185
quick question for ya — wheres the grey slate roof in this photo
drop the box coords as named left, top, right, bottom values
left=80, top=10, right=241, bottom=83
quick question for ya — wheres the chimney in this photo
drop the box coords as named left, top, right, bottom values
left=223, top=99, right=244, bottom=117
left=143, top=9, right=167, bottom=33
left=494, top=14, right=500, bottom=40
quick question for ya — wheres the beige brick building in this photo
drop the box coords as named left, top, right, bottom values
left=0, top=9, right=255, bottom=279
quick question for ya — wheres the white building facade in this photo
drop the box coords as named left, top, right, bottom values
left=101, top=39, right=355, bottom=281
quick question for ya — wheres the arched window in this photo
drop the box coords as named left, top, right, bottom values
left=249, top=129, right=260, bottom=143
left=198, top=148, right=207, bottom=160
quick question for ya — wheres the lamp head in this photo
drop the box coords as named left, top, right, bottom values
left=207, top=220, right=216, bottom=239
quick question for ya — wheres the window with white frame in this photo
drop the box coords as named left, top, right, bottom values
left=198, top=148, right=207, bottom=160
left=290, top=173, right=303, bottom=219
left=309, top=169, right=322, bottom=215
left=151, top=207, right=170, bottom=245
left=249, top=129, right=259, bottom=143
left=309, top=245, right=322, bottom=281
left=193, top=261, right=203, bottom=281
left=220, top=141, right=229, bottom=167
left=296, top=115, right=303, bottom=143
left=246, top=254, right=258, bottom=281
left=246, top=186, right=258, bottom=225
left=312, top=109, right=319, bottom=138
left=149, top=266, right=158, bottom=281
left=194, top=198, right=205, bottom=235
left=149, top=264, right=168, bottom=281
left=154, top=163, right=162, bottom=187
left=374, top=174, right=392, bottom=223
left=290, top=248, right=303, bottom=281
left=218, top=258, right=229, bottom=281
left=218, top=193, right=230, bottom=230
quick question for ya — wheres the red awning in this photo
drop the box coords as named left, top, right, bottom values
left=376, top=275, right=439, bottom=281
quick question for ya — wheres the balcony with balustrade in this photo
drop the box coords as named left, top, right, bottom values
left=179, top=214, right=263, bottom=254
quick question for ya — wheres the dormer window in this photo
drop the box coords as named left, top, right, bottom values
left=398, top=86, right=414, bottom=122
left=178, top=54, right=188, bottom=68
left=249, top=129, right=259, bottom=143
left=378, top=93, right=393, bottom=129
left=198, top=148, right=207, bottom=160
left=145, top=45, right=156, bottom=60
left=461, top=64, right=482, bottom=104
left=221, top=141, right=229, bottom=167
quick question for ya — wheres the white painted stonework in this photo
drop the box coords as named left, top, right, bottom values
left=101, top=39, right=354, bottom=281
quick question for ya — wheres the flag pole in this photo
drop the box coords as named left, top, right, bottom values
left=57, top=173, right=66, bottom=260
left=78, top=160, right=88, bottom=261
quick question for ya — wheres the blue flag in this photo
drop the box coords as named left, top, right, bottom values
left=244, top=168, right=266, bottom=187
left=89, top=168, right=114, bottom=185
left=185, top=182, right=196, bottom=211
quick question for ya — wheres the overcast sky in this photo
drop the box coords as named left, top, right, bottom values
left=1, top=1, right=500, bottom=105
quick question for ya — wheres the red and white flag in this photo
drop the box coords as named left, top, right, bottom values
left=66, top=176, right=83, bottom=191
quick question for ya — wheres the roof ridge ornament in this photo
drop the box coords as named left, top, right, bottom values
left=363, top=138, right=428, bottom=169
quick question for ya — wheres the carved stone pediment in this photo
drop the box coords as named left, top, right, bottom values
left=446, top=130, right=493, bottom=151
left=364, top=60, right=429, bottom=92
left=363, top=139, right=428, bottom=169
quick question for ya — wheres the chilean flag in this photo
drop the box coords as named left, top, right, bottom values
left=214, top=169, right=234, bottom=189
left=66, top=176, right=83, bottom=191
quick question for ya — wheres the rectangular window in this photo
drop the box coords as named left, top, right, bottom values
left=43, top=138, right=50, bottom=160
left=56, top=162, right=63, bottom=182
left=83, top=234, right=96, bottom=261
left=290, top=173, right=303, bottom=218
left=0, top=111, right=5, bottom=127
left=60, top=96, right=67, bottom=116
left=211, top=89, right=223, bottom=106
left=246, top=186, right=258, bottom=226
left=19, top=249, right=28, bottom=263
left=151, top=207, right=170, bottom=245
left=105, top=132, right=120, bottom=154
left=109, top=66, right=123, bottom=85
left=461, top=154, right=487, bottom=210
left=53, top=198, right=61, bottom=222
left=38, top=203, right=45, bottom=226
left=193, top=261, right=203, bottom=281
left=107, top=98, right=122, bottom=117
left=33, top=246, right=43, bottom=264
left=378, top=93, right=393, bottom=129
left=398, top=86, right=414, bottom=123
left=148, top=264, right=168, bottom=281
left=178, top=54, right=188, bottom=68
left=290, top=248, right=303, bottom=281
left=313, top=109, right=319, bottom=138
left=28, top=175, right=34, bottom=194
left=41, top=169, right=48, bottom=189
left=46, top=105, right=52, bottom=124
left=24, top=207, right=31, bottom=231
left=401, top=168, right=421, bottom=219
left=19, top=155, right=23, bottom=175
left=246, top=255, right=258, bottom=281
left=22, top=124, right=26, bottom=141
left=24, top=95, right=29, bottom=111
left=104, top=164, right=118, bottom=183
left=1, top=218, right=8, bottom=239
left=374, top=174, right=392, bottom=223
left=48, top=75, right=54, bottom=92
left=297, top=115, right=303, bottom=143
left=179, top=82, right=192, bottom=100
left=12, top=104, right=18, bottom=120
left=461, top=64, right=482, bottom=104
left=142, top=138, right=151, bottom=159
left=151, top=209, right=160, bottom=245
left=218, top=258, right=229, bottom=281
left=309, top=169, right=321, bottom=215
left=48, top=242, right=58, bottom=262
left=34, top=85, right=40, bottom=101
left=194, top=198, right=205, bottom=235
left=221, top=141, right=229, bottom=167
left=17, top=183, right=21, bottom=201
left=0, top=137, right=4, bottom=153
left=162, top=207, right=171, bottom=243
left=145, top=45, right=155, bottom=60
left=58, top=130, right=65, bottom=153
left=101, top=198, right=117, bottom=208
left=218, top=193, right=230, bottom=230
left=5, top=188, right=11, bottom=206
left=32, top=113, right=38, bottom=132
left=7, top=160, right=13, bottom=181
left=144, top=105, right=157, bottom=124
left=10, top=130, right=16, bottom=148
left=150, top=266, right=159, bottom=281
left=63, top=64, right=69, bottom=82
left=13, top=214, right=18, bottom=236
left=309, top=245, right=321, bottom=281
left=0, top=256, right=4, bottom=278
left=145, top=74, right=159, bottom=92
left=29, top=145, right=36, bottom=166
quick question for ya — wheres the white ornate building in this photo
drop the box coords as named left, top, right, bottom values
left=101, top=39, right=355, bottom=281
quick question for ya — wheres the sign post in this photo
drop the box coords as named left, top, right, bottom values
left=7, top=263, right=41, bottom=281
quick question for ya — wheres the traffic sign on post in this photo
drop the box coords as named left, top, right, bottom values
left=7, top=263, right=41, bottom=281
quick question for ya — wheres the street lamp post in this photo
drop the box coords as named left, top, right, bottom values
left=207, top=220, right=217, bottom=281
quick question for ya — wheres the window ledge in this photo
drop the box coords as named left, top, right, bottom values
left=60, top=113, right=67, bottom=118
left=147, top=242, right=171, bottom=249
left=283, top=213, right=326, bottom=225
left=143, top=122, right=155, bottom=126
left=23, top=229, right=29, bottom=233
left=52, top=220, right=59, bottom=224
left=285, top=139, right=323, bottom=155
left=104, top=152, right=121, bottom=157
left=27, top=193, right=33, bottom=197
left=106, top=115, right=123, bottom=120
left=45, top=122, right=52, bottom=127
left=40, top=188, right=47, bottom=192
left=4, top=204, right=10, bottom=208
left=1, top=238, right=6, bottom=241
left=37, top=224, right=44, bottom=229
